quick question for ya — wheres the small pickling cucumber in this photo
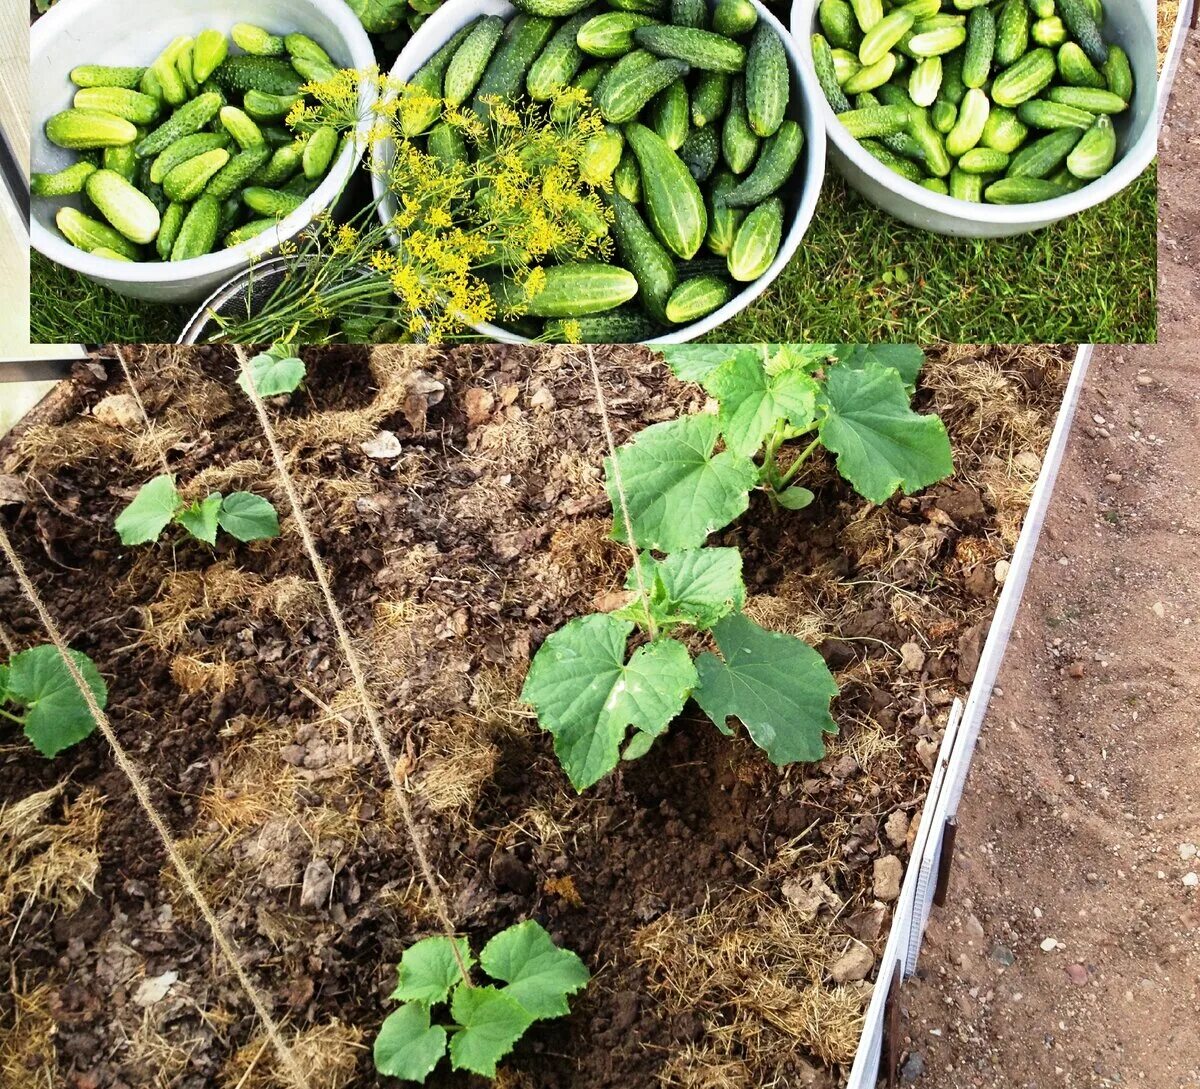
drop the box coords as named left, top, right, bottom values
left=205, top=145, right=272, bottom=200
left=1056, top=0, right=1107, bottom=66
left=1065, top=114, right=1115, bottom=179
left=162, top=147, right=231, bottom=202
left=170, top=194, right=221, bottom=259
left=1005, top=126, right=1083, bottom=177
left=447, top=16, right=507, bottom=104
left=473, top=15, right=556, bottom=115
left=224, top=218, right=278, bottom=248
left=981, top=105, right=1028, bottom=151
left=242, top=186, right=305, bottom=218
left=705, top=169, right=745, bottom=256
left=944, top=86, right=989, bottom=156
left=302, top=125, right=338, bottom=178
left=983, top=176, right=1070, bottom=202
left=624, top=121, right=708, bottom=259
left=1045, top=85, right=1127, bottom=114
left=493, top=262, right=640, bottom=317
left=578, top=13, right=661, bottom=58
left=135, top=92, right=223, bottom=158
left=84, top=168, right=161, bottom=243
left=220, top=106, right=265, bottom=149
left=713, top=0, right=758, bottom=38
left=679, top=125, right=720, bottom=181
left=691, top=71, right=730, bottom=127
left=46, top=108, right=138, bottom=150
left=994, top=0, right=1030, bottom=68
left=859, top=9, right=914, bottom=67
left=149, top=132, right=231, bottom=184
left=1057, top=41, right=1106, bottom=89
left=543, top=308, right=663, bottom=342
left=820, top=0, right=860, bottom=50
left=990, top=47, right=1055, bottom=106
left=610, top=189, right=678, bottom=321
left=232, top=23, right=285, bottom=57
left=70, top=65, right=145, bottom=89
left=647, top=76, right=691, bottom=149
left=56, top=206, right=141, bottom=259
left=31, top=161, right=98, bottom=197
left=192, top=30, right=229, bottom=84
left=665, top=274, right=732, bottom=323
left=633, top=26, right=747, bottom=72
left=1016, top=99, right=1095, bottom=130
left=72, top=87, right=160, bottom=125
left=744, top=24, right=789, bottom=136
left=671, top=0, right=709, bottom=28
left=511, top=0, right=594, bottom=13
left=721, top=120, right=803, bottom=206
left=727, top=196, right=782, bottom=282
left=599, top=52, right=690, bottom=125
left=961, top=5, right=994, bottom=89
left=211, top=56, right=302, bottom=97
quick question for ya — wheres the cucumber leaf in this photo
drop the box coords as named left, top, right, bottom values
left=448, top=986, right=534, bottom=1078
left=655, top=344, right=744, bottom=383
left=237, top=346, right=306, bottom=397
left=390, top=936, right=474, bottom=1006
left=817, top=362, right=953, bottom=505
left=480, top=920, right=590, bottom=1020
left=775, top=485, right=815, bottom=510
left=6, top=645, right=107, bottom=757
left=693, top=613, right=838, bottom=765
left=216, top=492, right=280, bottom=542
left=763, top=344, right=839, bottom=375
left=0, top=662, right=10, bottom=706
left=176, top=492, right=223, bottom=546
left=115, top=474, right=181, bottom=546
left=703, top=349, right=820, bottom=457
left=618, top=548, right=745, bottom=633
left=373, top=1003, right=448, bottom=1083
left=606, top=414, right=758, bottom=552
left=829, top=344, right=925, bottom=389
left=521, top=614, right=697, bottom=790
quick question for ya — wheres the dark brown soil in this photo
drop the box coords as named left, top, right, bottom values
left=0, top=342, right=1069, bottom=1089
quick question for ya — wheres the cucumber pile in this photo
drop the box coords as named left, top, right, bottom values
left=410, top=0, right=802, bottom=340
left=34, top=25, right=346, bottom=263
left=812, top=0, right=1135, bottom=204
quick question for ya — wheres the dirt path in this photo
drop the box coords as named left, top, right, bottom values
left=901, top=31, right=1200, bottom=1089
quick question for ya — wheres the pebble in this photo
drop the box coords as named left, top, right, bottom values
left=300, top=859, right=334, bottom=908
left=885, top=810, right=911, bottom=848
left=1040, top=937, right=1062, bottom=952
left=1136, top=373, right=1153, bottom=386
left=1184, top=873, right=1198, bottom=889
left=830, top=940, right=876, bottom=983
left=899, top=1052, right=926, bottom=1083
left=1105, top=472, right=1122, bottom=484
left=92, top=393, right=142, bottom=429
left=991, top=943, right=1016, bottom=967
left=899, top=642, right=926, bottom=674
left=1179, top=843, right=1197, bottom=861
left=873, top=855, right=903, bottom=901
left=1066, top=963, right=1090, bottom=985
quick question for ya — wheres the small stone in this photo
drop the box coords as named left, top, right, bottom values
left=361, top=430, right=402, bottom=459
left=884, top=810, right=910, bottom=848
left=994, top=559, right=1010, bottom=585
left=1105, top=472, right=1122, bottom=484
left=1179, top=843, right=1198, bottom=861
left=300, top=859, right=334, bottom=908
left=1040, top=937, right=1059, bottom=952
left=1066, top=963, right=1089, bottom=985
left=1183, top=873, right=1199, bottom=889
left=1152, top=602, right=1166, bottom=618
left=899, top=642, right=926, bottom=673
left=873, top=855, right=903, bottom=901
left=899, top=1052, right=926, bottom=1084
left=964, top=914, right=985, bottom=941
left=1067, top=661, right=1086, bottom=679
left=991, top=943, right=1016, bottom=967
left=93, top=393, right=142, bottom=429
left=1136, top=374, right=1153, bottom=386
left=133, top=970, right=178, bottom=1007
left=830, top=940, right=875, bottom=983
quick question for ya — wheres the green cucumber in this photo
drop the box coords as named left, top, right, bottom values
left=842, top=52, right=897, bottom=93
left=948, top=166, right=982, bottom=200
left=511, top=0, right=593, bottom=13
left=983, top=176, right=1069, bottom=202
left=931, top=99, right=957, bottom=133
left=961, top=5, right=995, bottom=89
left=859, top=9, right=914, bottom=67
left=84, top=168, right=161, bottom=244
left=820, top=0, right=860, bottom=50
left=211, top=56, right=302, bottom=97
left=72, top=87, right=160, bottom=125
left=994, top=0, right=1030, bottom=67
left=149, top=132, right=230, bottom=184
left=679, top=125, right=720, bottom=180
left=231, top=23, right=285, bottom=57
left=1044, top=85, right=1128, bottom=113
left=860, top=138, right=923, bottom=181
left=610, top=189, right=677, bottom=321
left=551, top=61, right=611, bottom=121
left=223, top=218, right=277, bottom=248
left=580, top=124, right=626, bottom=183
left=722, top=119, right=802, bottom=205
left=727, top=196, right=782, bottom=282
left=908, top=56, right=942, bottom=107
left=475, top=16, right=557, bottom=119
left=427, top=121, right=470, bottom=167
left=813, top=34, right=852, bottom=114
left=1016, top=99, right=1095, bottom=130
left=156, top=201, right=187, bottom=260
left=938, top=49, right=967, bottom=106
left=981, top=105, right=1028, bottom=151
left=242, top=186, right=305, bottom=217
left=713, top=0, right=758, bottom=38
left=907, top=26, right=967, bottom=57
left=944, top=86, right=989, bottom=156
left=957, top=146, right=1009, bottom=173
left=543, top=308, right=662, bottom=341
left=163, top=148, right=231, bottom=202
left=1102, top=44, right=1133, bottom=102
left=70, top=65, right=145, bottom=90
left=665, top=274, right=732, bottom=322
left=254, top=142, right=304, bottom=187
left=46, top=109, right=137, bottom=150
left=1057, top=41, right=1106, bottom=88
left=284, top=32, right=331, bottom=66
left=670, top=0, right=709, bottom=29
left=135, top=92, right=223, bottom=158
left=692, top=71, right=730, bottom=127
left=527, top=10, right=594, bottom=101
left=1048, top=166, right=1088, bottom=192
left=192, top=30, right=228, bottom=85
left=609, top=0, right=668, bottom=9
left=302, top=125, right=338, bottom=179
left=648, top=77, right=691, bottom=148
left=243, top=90, right=301, bottom=121
left=1065, top=113, right=1115, bottom=179
left=624, top=121, right=707, bottom=259
left=839, top=103, right=909, bottom=139
left=1031, top=16, right=1066, bottom=47
left=920, top=176, right=949, bottom=194
left=705, top=169, right=744, bottom=256
left=1057, top=0, right=1107, bottom=66
left=578, top=13, right=661, bottom=57
left=205, top=145, right=272, bottom=199
left=495, top=262, right=640, bottom=316
left=1030, top=0, right=1055, bottom=17
left=615, top=148, right=642, bottom=201
left=832, top=48, right=861, bottom=85
left=1006, top=126, right=1083, bottom=177
left=31, top=161, right=99, bottom=197
left=722, top=77, right=760, bottom=173
left=600, top=53, right=690, bottom=125
left=850, top=0, right=884, bottom=33
left=446, top=16, right=507, bottom=104
left=56, top=206, right=141, bottom=258
left=170, top=194, right=220, bottom=259
left=908, top=106, right=951, bottom=175
left=220, top=106, right=264, bottom=149
left=744, top=25, right=789, bottom=136
left=990, top=47, right=1055, bottom=107
left=634, top=26, right=747, bottom=72
left=402, top=24, right=473, bottom=133
left=103, top=144, right=138, bottom=181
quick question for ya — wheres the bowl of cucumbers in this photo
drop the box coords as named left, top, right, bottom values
left=792, top=0, right=1157, bottom=237
left=372, top=0, right=826, bottom=342
left=29, top=0, right=376, bottom=305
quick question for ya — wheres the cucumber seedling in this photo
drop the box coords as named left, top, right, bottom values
left=115, top=475, right=279, bottom=547
left=374, top=921, right=590, bottom=1083
left=523, top=344, right=954, bottom=792
left=236, top=343, right=306, bottom=397
left=0, top=644, right=107, bottom=756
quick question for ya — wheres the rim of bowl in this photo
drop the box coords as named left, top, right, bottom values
left=28, top=0, right=378, bottom=285
left=790, top=0, right=1159, bottom=225
left=373, top=0, right=827, bottom=344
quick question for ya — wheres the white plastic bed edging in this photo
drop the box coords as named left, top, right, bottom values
left=1160, top=0, right=1196, bottom=125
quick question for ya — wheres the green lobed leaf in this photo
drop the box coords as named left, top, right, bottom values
left=115, top=474, right=181, bottom=546
left=817, top=362, right=953, bottom=505
left=237, top=346, right=306, bottom=398
left=448, top=985, right=534, bottom=1078
left=390, top=936, right=475, bottom=1006
left=480, top=920, right=590, bottom=1021
left=617, top=549, right=745, bottom=633
left=693, top=613, right=838, bottom=766
left=176, top=492, right=223, bottom=546
left=521, top=614, right=698, bottom=790
left=763, top=344, right=839, bottom=375
left=655, top=344, right=747, bottom=384
left=703, top=349, right=820, bottom=457
left=373, top=1003, right=448, bottom=1083
left=606, top=414, right=758, bottom=552
left=6, top=645, right=107, bottom=757
left=216, top=492, right=280, bottom=542
left=830, top=344, right=925, bottom=388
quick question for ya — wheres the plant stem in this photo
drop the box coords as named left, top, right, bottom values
left=777, top=436, right=822, bottom=489
left=0, top=706, right=27, bottom=725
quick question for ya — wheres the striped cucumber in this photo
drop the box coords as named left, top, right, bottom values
left=427, top=121, right=471, bottom=167
left=648, top=77, right=691, bottom=149
left=1102, top=45, right=1133, bottom=102
left=908, top=56, right=942, bottom=108
left=713, top=0, right=758, bottom=38
left=551, top=61, right=611, bottom=121
left=944, top=86, right=989, bottom=156
left=1057, top=41, right=1106, bottom=88
left=692, top=71, right=730, bottom=127
left=989, top=47, right=1055, bottom=106
left=543, top=308, right=662, bottom=341
left=1005, top=126, right=1083, bottom=177
left=665, top=275, right=732, bottom=323
left=961, top=5, right=995, bottom=89
left=474, top=16, right=555, bottom=117
left=162, top=147, right=231, bottom=202
left=744, top=25, right=789, bottom=136
left=722, top=77, right=760, bottom=173
left=634, top=26, right=747, bottom=72
left=994, top=0, right=1030, bottom=67
left=1045, top=85, right=1128, bottom=113
left=580, top=124, right=626, bottom=184
left=624, top=121, right=707, bottom=259
left=302, top=126, right=338, bottom=179
left=578, top=13, right=661, bottom=57
left=850, top=0, right=884, bottom=33
left=1031, top=16, right=1066, bottom=47
left=820, top=0, right=860, bottom=49
left=981, top=105, right=1028, bottom=151
left=600, top=53, right=690, bottom=125
left=72, top=87, right=160, bottom=125
left=31, top=161, right=98, bottom=197
left=859, top=9, right=914, bottom=67
left=55, top=206, right=141, bottom=259
left=1057, top=0, right=1107, bottom=66
left=679, top=125, right=720, bottom=181
left=46, top=109, right=138, bottom=150
left=983, top=176, right=1069, bottom=202
left=527, top=10, right=593, bottom=101
left=813, top=34, right=852, bottom=113
left=727, top=196, right=782, bottom=282
left=170, top=194, right=221, bottom=259
left=205, top=145, right=272, bottom=199
left=494, top=262, right=640, bottom=316
left=1016, top=99, right=1095, bottom=130
left=721, top=120, right=803, bottom=206
left=860, top=138, right=923, bottom=181
left=511, top=0, right=593, bottom=13
left=957, top=146, right=1010, bottom=173
left=85, top=168, right=161, bottom=244
left=615, top=148, right=642, bottom=201
left=610, top=189, right=678, bottom=321
left=70, top=65, right=145, bottom=89
left=842, top=52, right=897, bottom=94
left=446, top=16, right=506, bottom=104
left=705, top=169, right=744, bottom=256
left=1065, top=114, right=1115, bottom=179
left=838, top=103, right=909, bottom=139
left=948, top=166, right=982, bottom=200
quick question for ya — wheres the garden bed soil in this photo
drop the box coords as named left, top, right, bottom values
left=0, top=341, right=1069, bottom=1089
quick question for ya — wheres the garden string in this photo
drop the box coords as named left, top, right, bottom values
left=232, top=346, right=472, bottom=985
left=583, top=346, right=657, bottom=640
left=113, top=346, right=173, bottom=478
left=0, top=523, right=313, bottom=1089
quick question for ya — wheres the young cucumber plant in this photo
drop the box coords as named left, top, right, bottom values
left=115, top=476, right=279, bottom=547
left=236, top=344, right=306, bottom=398
left=522, top=344, right=954, bottom=792
left=0, top=644, right=106, bottom=756
left=374, top=921, right=589, bottom=1083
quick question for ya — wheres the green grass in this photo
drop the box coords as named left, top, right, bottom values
left=29, top=253, right=185, bottom=345
left=715, top=161, right=1157, bottom=345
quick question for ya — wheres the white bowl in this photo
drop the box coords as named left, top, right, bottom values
left=29, top=0, right=377, bottom=304
left=372, top=0, right=826, bottom=343
left=790, top=0, right=1157, bottom=237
